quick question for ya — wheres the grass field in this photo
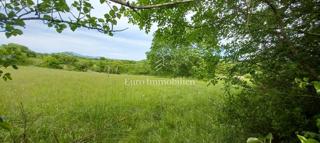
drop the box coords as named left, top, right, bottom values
left=0, top=66, right=229, bottom=143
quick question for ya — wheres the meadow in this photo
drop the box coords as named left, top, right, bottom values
left=0, top=66, right=231, bottom=143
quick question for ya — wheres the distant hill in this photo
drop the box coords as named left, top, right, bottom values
left=59, top=52, right=99, bottom=59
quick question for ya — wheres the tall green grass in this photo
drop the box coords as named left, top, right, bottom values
left=0, top=66, right=231, bottom=143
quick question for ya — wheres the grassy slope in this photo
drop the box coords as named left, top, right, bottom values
left=0, top=66, right=227, bottom=143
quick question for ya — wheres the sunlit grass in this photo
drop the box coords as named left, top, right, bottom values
left=0, top=66, right=227, bottom=142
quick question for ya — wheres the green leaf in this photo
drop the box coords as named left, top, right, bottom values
left=247, top=137, right=263, bottom=143
left=7, top=11, right=16, bottom=18
left=120, top=6, right=126, bottom=13
left=297, top=135, right=320, bottom=143
left=98, top=18, right=104, bottom=23
left=71, top=1, right=79, bottom=8
left=55, top=24, right=67, bottom=33
left=116, top=13, right=121, bottom=19
left=312, top=81, right=320, bottom=94
left=12, top=29, right=23, bottom=36
left=48, top=23, right=53, bottom=27
left=0, top=13, right=7, bottom=19
left=111, top=19, right=117, bottom=25
left=26, top=0, right=34, bottom=5
left=43, top=15, right=52, bottom=20
left=100, top=0, right=106, bottom=3
left=265, top=133, right=273, bottom=141
left=109, top=10, right=115, bottom=18
left=104, top=14, right=110, bottom=20
left=69, top=23, right=78, bottom=31
left=113, top=6, right=118, bottom=11
left=5, top=24, right=14, bottom=32
left=5, top=32, right=11, bottom=38
left=15, top=19, right=25, bottom=27
left=317, top=118, right=320, bottom=129
left=83, top=7, right=90, bottom=13
left=298, top=135, right=308, bottom=143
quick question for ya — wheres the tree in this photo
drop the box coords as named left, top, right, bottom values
left=0, top=43, right=33, bottom=80
left=41, top=55, right=63, bottom=69
left=0, top=0, right=193, bottom=37
left=52, top=53, right=78, bottom=65
left=147, top=34, right=219, bottom=79
left=74, top=60, right=91, bottom=72
left=125, top=0, right=320, bottom=141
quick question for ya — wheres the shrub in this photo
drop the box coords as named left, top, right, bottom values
left=74, top=60, right=92, bottom=72
left=41, top=56, right=63, bottom=69
left=218, top=82, right=320, bottom=142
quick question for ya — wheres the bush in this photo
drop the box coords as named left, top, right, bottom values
left=218, top=83, right=320, bottom=142
left=0, top=43, right=36, bottom=80
left=41, top=56, right=63, bottom=69
left=0, top=43, right=30, bottom=65
left=52, top=54, right=78, bottom=65
left=74, top=60, right=92, bottom=72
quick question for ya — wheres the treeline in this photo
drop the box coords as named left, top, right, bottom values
left=1, top=43, right=228, bottom=79
left=0, top=43, right=150, bottom=75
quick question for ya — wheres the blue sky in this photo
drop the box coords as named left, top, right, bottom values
left=0, top=1, right=155, bottom=61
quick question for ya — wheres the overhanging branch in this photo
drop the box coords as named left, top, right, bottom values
left=109, top=0, right=194, bottom=10
left=19, top=17, right=128, bottom=33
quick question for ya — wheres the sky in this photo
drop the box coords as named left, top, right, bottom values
left=0, top=1, right=155, bottom=61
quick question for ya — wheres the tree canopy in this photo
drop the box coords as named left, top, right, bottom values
left=0, top=0, right=193, bottom=37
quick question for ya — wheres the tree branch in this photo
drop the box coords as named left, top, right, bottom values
left=109, top=0, right=194, bottom=10
left=19, top=17, right=128, bottom=33
left=303, top=31, right=320, bottom=37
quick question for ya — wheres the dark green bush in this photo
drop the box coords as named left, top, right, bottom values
left=74, top=60, right=92, bottom=72
left=41, top=56, right=63, bottom=69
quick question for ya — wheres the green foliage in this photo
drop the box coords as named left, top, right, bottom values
left=0, top=43, right=34, bottom=81
left=312, top=81, right=320, bottom=95
left=0, top=43, right=31, bottom=65
left=53, top=53, right=78, bottom=65
left=247, top=133, right=273, bottom=143
left=37, top=53, right=78, bottom=69
left=128, top=0, right=320, bottom=141
left=126, top=60, right=151, bottom=75
left=41, top=56, right=63, bottom=69
left=74, top=60, right=91, bottom=72
left=0, top=44, right=151, bottom=75
left=219, top=87, right=305, bottom=142
left=147, top=36, right=219, bottom=79
left=1, top=0, right=125, bottom=37
left=297, top=135, right=319, bottom=143
left=296, top=118, right=320, bottom=143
